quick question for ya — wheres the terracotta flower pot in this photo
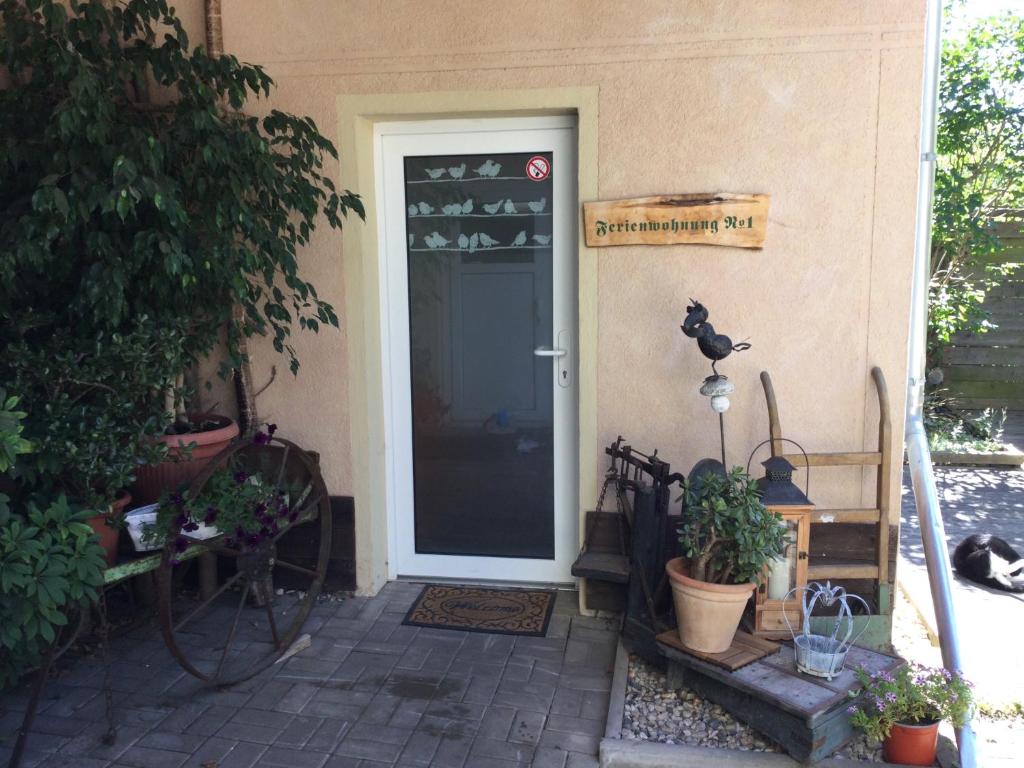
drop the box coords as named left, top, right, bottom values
left=883, top=721, right=939, bottom=766
left=665, top=557, right=754, bottom=654
left=131, top=413, right=238, bottom=504
left=88, top=491, right=132, bottom=566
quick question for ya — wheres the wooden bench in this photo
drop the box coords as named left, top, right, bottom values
left=656, top=630, right=902, bottom=763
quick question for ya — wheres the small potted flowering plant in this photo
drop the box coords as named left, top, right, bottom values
left=152, top=427, right=298, bottom=562
left=847, top=664, right=972, bottom=766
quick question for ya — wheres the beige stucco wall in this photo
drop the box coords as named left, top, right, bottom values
left=180, top=1, right=924, bottom=593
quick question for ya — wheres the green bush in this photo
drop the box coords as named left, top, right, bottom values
left=676, top=467, right=785, bottom=585
left=0, top=0, right=362, bottom=508
left=0, top=494, right=106, bottom=689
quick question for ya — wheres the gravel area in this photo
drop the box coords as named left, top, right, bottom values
left=621, top=655, right=885, bottom=761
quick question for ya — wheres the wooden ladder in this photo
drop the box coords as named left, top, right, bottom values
left=760, top=367, right=893, bottom=614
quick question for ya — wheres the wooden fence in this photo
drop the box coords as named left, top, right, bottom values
left=943, top=218, right=1024, bottom=410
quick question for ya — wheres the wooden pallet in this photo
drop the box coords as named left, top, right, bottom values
left=657, top=636, right=903, bottom=763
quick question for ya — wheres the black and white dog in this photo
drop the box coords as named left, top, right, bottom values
left=952, top=534, right=1024, bottom=592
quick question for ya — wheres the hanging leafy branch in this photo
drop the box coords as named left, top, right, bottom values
left=929, top=10, right=1023, bottom=363
left=0, top=0, right=364, bottom=376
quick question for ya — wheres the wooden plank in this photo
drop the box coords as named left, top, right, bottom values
left=808, top=562, right=879, bottom=580
left=946, top=346, right=1024, bottom=366
left=811, top=508, right=880, bottom=524
left=947, top=365, right=1024, bottom=383
left=656, top=629, right=779, bottom=671
left=953, top=330, right=1024, bottom=347
left=780, top=451, right=881, bottom=467
left=572, top=552, right=630, bottom=583
left=944, top=379, right=1024, bottom=399
left=582, top=193, right=769, bottom=249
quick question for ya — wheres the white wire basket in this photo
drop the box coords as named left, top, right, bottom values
left=782, top=581, right=870, bottom=680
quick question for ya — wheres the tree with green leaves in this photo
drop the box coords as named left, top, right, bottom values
left=929, top=10, right=1023, bottom=364
left=0, top=0, right=362, bottom=509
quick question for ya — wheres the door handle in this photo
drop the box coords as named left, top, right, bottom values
left=533, top=347, right=568, bottom=358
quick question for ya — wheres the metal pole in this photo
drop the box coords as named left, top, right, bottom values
left=718, top=412, right=726, bottom=468
left=905, top=2, right=977, bottom=766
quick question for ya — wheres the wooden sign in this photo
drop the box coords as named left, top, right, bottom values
left=583, top=193, right=769, bottom=249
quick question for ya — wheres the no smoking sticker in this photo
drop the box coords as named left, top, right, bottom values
left=526, top=155, right=550, bottom=181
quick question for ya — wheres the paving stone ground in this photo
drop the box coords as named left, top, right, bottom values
left=0, top=583, right=617, bottom=768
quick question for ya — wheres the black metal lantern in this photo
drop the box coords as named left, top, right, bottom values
left=756, top=455, right=813, bottom=507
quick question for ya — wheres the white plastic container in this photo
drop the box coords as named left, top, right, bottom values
left=124, top=503, right=221, bottom=552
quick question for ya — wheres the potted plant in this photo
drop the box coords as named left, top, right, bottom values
left=131, top=411, right=241, bottom=505
left=848, top=664, right=973, bottom=766
left=2, top=324, right=185, bottom=563
left=666, top=467, right=786, bottom=653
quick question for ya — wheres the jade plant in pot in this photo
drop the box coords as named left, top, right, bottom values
left=667, top=467, right=786, bottom=653
left=848, top=664, right=972, bottom=766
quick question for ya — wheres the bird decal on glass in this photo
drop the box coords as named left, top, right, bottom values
left=511, top=230, right=527, bottom=247
left=424, top=232, right=450, bottom=249
left=457, top=234, right=469, bottom=249
left=681, top=299, right=751, bottom=375
left=424, top=167, right=447, bottom=179
left=417, top=202, right=433, bottom=215
left=474, top=159, right=501, bottom=177
left=469, top=233, right=480, bottom=252
left=503, top=199, right=517, bottom=215
left=482, top=199, right=503, bottom=215
left=407, top=204, right=418, bottom=217
left=527, top=197, right=546, bottom=213
left=461, top=198, right=473, bottom=214
left=442, top=202, right=463, bottom=215
left=478, top=232, right=499, bottom=247
left=448, top=163, right=466, bottom=179
left=532, top=234, right=551, bottom=245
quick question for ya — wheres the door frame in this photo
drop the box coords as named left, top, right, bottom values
left=375, top=116, right=578, bottom=583
left=336, top=88, right=599, bottom=598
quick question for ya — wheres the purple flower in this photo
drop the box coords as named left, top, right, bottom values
left=233, top=470, right=249, bottom=484
left=875, top=700, right=885, bottom=712
left=173, top=513, right=188, bottom=529
left=203, top=507, right=218, bottom=525
left=277, top=504, right=290, bottom=519
left=267, top=423, right=277, bottom=436
left=847, top=706, right=857, bottom=714
left=183, top=520, right=199, bottom=533
left=886, top=692, right=897, bottom=703
left=169, top=492, right=184, bottom=506
left=253, top=431, right=271, bottom=446
left=245, top=533, right=260, bottom=548
left=235, top=525, right=246, bottom=539
left=174, top=536, right=189, bottom=553
left=287, top=510, right=298, bottom=523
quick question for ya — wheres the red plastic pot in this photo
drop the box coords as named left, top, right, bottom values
left=883, top=721, right=939, bottom=766
left=88, top=491, right=132, bottom=566
left=131, top=413, right=238, bottom=505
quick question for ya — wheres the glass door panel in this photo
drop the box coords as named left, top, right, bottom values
left=404, top=152, right=555, bottom=558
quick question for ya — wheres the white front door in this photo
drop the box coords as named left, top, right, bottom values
left=377, top=116, right=578, bottom=583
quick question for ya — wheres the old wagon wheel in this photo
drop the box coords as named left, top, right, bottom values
left=156, top=436, right=332, bottom=685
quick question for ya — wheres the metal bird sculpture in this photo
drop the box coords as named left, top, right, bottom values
left=681, top=299, right=751, bottom=375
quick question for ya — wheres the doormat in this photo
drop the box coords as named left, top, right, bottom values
left=402, top=584, right=557, bottom=637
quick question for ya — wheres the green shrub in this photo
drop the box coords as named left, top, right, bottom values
left=0, top=494, right=106, bottom=689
